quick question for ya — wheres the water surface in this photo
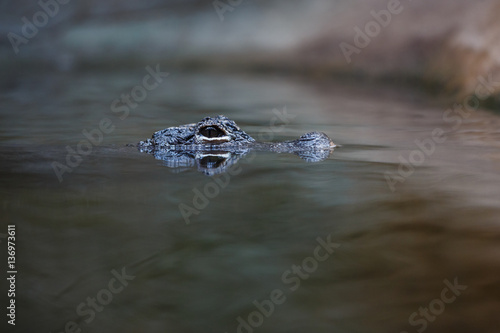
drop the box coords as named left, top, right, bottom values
left=1, top=71, right=500, bottom=332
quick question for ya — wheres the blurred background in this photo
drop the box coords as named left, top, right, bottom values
left=1, top=1, right=500, bottom=333
left=2, top=0, right=500, bottom=101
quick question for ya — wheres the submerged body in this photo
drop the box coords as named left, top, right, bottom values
left=138, top=115, right=336, bottom=174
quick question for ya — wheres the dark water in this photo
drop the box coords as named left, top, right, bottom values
left=1, top=71, right=500, bottom=333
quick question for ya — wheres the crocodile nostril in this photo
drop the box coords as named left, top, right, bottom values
left=200, top=126, right=225, bottom=138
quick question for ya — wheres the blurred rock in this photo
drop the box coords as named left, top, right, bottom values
left=298, top=0, right=500, bottom=101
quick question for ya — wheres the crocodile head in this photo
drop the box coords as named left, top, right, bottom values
left=140, top=115, right=255, bottom=149
left=137, top=116, right=337, bottom=174
left=194, top=115, right=255, bottom=144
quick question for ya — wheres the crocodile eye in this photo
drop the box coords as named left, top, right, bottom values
left=200, top=126, right=225, bottom=138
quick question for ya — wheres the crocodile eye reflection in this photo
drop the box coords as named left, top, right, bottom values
left=200, top=126, right=225, bottom=138
left=200, top=156, right=226, bottom=168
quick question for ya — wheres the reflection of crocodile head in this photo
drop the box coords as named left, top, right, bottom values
left=151, top=149, right=248, bottom=176
left=138, top=115, right=336, bottom=174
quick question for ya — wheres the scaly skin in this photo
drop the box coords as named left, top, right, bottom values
left=138, top=115, right=336, bottom=174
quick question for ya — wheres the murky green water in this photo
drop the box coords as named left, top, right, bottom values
left=1, top=70, right=500, bottom=333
